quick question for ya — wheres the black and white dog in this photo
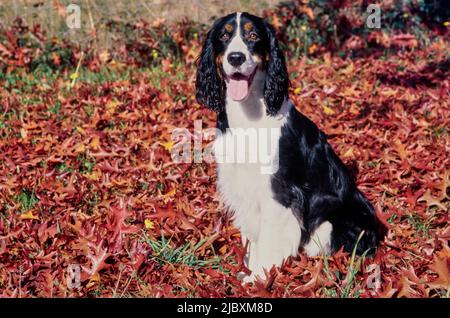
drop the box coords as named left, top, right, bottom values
left=196, top=12, right=380, bottom=282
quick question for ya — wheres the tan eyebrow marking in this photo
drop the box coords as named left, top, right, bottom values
left=244, top=22, right=253, bottom=32
left=225, top=24, right=233, bottom=32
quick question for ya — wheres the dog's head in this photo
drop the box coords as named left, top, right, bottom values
left=196, top=12, right=289, bottom=116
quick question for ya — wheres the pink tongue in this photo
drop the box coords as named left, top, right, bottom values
left=227, top=78, right=249, bottom=101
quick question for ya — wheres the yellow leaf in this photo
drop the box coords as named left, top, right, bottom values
left=106, top=99, right=120, bottom=113
left=294, top=87, right=301, bottom=94
left=160, top=140, right=174, bottom=152
left=89, top=136, right=100, bottom=150
left=86, top=273, right=100, bottom=288
left=99, top=50, right=110, bottom=63
left=322, top=105, right=335, bottom=115
left=20, top=209, right=39, bottom=221
left=151, top=49, right=158, bottom=59
left=20, top=128, right=27, bottom=139
left=112, top=178, right=129, bottom=186
left=70, top=72, right=79, bottom=80
left=75, top=143, right=86, bottom=153
left=76, top=126, right=86, bottom=135
left=340, top=63, right=354, bottom=75
left=343, top=148, right=354, bottom=158
left=164, top=188, right=176, bottom=197
left=380, top=88, right=398, bottom=97
left=83, top=169, right=101, bottom=181
left=144, top=219, right=155, bottom=230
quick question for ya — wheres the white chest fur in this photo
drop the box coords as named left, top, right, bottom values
left=214, top=97, right=289, bottom=240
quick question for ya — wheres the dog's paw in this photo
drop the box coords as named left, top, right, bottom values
left=241, top=273, right=257, bottom=285
left=236, top=271, right=247, bottom=281
left=237, top=271, right=257, bottom=285
left=239, top=271, right=267, bottom=285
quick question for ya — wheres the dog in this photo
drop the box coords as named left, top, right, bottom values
left=195, top=12, right=380, bottom=282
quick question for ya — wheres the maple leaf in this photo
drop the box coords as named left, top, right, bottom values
left=393, top=140, right=408, bottom=162
left=19, top=209, right=40, bottom=221
left=397, top=275, right=420, bottom=298
left=81, top=241, right=111, bottom=281
left=159, top=140, right=175, bottom=152
left=89, top=136, right=100, bottom=150
left=378, top=280, right=397, bottom=298
left=322, top=105, right=335, bottom=115
left=144, top=219, right=155, bottom=230
left=427, top=255, right=450, bottom=290
left=418, top=189, right=446, bottom=211
left=293, top=261, right=326, bottom=293
left=108, top=198, right=140, bottom=240
left=342, top=147, right=354, bottom=158
left=439, top=170, right=449, bottom=200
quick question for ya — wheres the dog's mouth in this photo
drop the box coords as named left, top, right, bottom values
left=225, top=68, right=257, bottom=102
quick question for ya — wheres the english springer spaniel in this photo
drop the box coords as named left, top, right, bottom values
left=196, top=12, right=380, bottom=282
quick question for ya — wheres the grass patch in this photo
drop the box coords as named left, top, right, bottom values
left=318, top=231, right=370, bottom=298
left=16, top=189, right=39, bottom=212
left=340, top=232, right=370, bottom=298
left=48, top=101, right=62, bottom=115
left=140, top=231, right=221, bottom=270
left=77, top=154, right=96, bottom=174
left=57, top=162, right=74, bottom=174
left=406, top=213, right=435, bottom=238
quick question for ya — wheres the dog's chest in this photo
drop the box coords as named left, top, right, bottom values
left=213, top=100, right=290, bottom=240
left=215, top=134, right=274, bottom=240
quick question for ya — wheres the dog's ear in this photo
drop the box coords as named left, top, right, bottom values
left=263, top=21, right=289, bottom=116
left=196, top=25, right=225, bottom=113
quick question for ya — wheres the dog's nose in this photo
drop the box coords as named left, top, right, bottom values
left=227, top=52, right=246, bottom=67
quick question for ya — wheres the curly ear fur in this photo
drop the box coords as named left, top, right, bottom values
left=263, top=21, right=289, bottom=116
left=196, top=27, right=225, bottom=112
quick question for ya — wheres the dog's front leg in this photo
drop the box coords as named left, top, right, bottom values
left=239, top=232, right=260, bottom=283
left=241, top=234, right=258, bottom=268
left=248, top=202, right=301, bottom=282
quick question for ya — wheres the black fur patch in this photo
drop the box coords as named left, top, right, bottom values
left=272, top=107, right=381, bottom=255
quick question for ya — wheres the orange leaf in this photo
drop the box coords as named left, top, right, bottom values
left=20, top=209, right=40, bottom=221
left=428, top=255, right=450, bottom=290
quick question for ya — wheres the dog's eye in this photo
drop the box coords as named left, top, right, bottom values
left=219, top=33, right=230, bottom=41
left=248, top=32, right=259, bottom=41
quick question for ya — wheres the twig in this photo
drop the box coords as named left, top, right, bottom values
left=119, top=271, right=136, bottom=298
left=112, top=265, right=124, bottom=298
left=85, top=0, right=98, bottom=53
left=69, top=51, right=84, bottom=90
